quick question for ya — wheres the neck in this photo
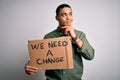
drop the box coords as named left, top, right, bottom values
left=58, top=26, right=69, bottom=35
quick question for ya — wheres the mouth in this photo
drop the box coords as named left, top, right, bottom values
left=64, top=21, right=72, bottom=26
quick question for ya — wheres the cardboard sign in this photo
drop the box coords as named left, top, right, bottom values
left=28, top=36, right=73, bottom=70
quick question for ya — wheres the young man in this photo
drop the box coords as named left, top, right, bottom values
left=25, top=4, right=94, bottom=80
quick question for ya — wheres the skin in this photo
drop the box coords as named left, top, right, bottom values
left=25, top=7, right=83, bottom=75
left=56, top=7, right=76, bottom=38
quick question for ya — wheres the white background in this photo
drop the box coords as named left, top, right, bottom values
left=0, top=0, right=120, bottom=80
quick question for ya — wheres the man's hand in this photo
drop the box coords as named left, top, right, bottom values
left=59, top=25, right=83, bottom=48
left=60, top=26, right=76, bottom=39
left=25, top=65, right=38, bottom=75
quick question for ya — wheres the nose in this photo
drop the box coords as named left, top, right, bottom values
left=66, top=15, right=70, bottom=20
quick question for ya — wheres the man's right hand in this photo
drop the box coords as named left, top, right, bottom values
left=25, top=65, right=38, bottom=75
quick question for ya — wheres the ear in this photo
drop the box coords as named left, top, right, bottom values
left=55, top=16, right=59, bottom=21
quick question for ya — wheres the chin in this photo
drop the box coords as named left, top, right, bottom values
left=64, top=23, right=71, bottom=26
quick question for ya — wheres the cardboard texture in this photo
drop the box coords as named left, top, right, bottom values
left=28, top=36, right=73, bottom=70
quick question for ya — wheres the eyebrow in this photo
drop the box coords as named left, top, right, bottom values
left=61, top=12, right=72, bottom=15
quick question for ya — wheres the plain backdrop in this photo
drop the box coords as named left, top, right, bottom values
left=0, top=0, right=120, bottom=80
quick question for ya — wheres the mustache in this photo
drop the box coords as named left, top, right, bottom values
left=66, top=19, right=73, bottom=22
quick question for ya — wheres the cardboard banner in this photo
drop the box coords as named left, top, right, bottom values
left=27, top=36, right=73, bottom=70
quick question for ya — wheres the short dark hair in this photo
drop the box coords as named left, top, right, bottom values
left=56, top=4, right=71, bottom=16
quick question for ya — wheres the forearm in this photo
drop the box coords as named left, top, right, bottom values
left=72, top=36, right=83, bottom=48
left=74, top=32, right=94, bottom=60
left=77, top=37, right=94, bottom=60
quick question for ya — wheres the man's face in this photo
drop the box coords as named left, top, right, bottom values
left=56, top=7, right=73, bottom=27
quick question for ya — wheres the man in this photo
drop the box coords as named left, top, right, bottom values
left=25, top=4, right=94, bottom=80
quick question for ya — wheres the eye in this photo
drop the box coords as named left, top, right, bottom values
left=69, top=12, right=72, bottom=16
left=61, top=13, right=67, bottom=17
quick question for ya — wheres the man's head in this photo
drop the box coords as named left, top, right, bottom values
left=55, top=4, right=73, bottom=27
left=56, top=4, right=71, bottom=16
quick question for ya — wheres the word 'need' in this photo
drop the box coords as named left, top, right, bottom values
left=30, top=40, right=68, bottom=50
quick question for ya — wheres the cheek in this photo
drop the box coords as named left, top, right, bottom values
left=59, top=18, right=66, bottom=23
left=60, top=17, right=66, bottom=21
left=70, top=17, right=73, bottom=21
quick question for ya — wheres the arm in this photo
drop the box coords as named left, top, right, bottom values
left=66, top=26, right=94, bottom=60
left=58, top=26, right=94, bottom=60
left=75, top=32, right=94, bottom=60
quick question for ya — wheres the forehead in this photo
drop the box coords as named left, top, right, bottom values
left=59, top=7, right=72, bottom=14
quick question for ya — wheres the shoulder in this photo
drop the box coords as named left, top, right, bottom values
left=74, top=29, right=86, bottom=39
left=43, top=29, right=57, bottom=39
left=74, top=29, right=85, bottom=35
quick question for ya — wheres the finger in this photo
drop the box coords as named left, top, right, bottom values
left=26, top=66, right=38, bottom=72
left=25, top=65, right=38, bottom=73
left=60, top=26, right=69, bottom=29
left=26, top=71, right=36, bottom=75
left=64, top=27, right=71, bottom=33
left=26, top=68, right=38, bottom=72
left=26, top=65, right=38, bottom=70
left=27, top=69, right=38, bottom=73
left=29, top=71, right=36, bottom=75
left=25, top=68, right=38, bottom=75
